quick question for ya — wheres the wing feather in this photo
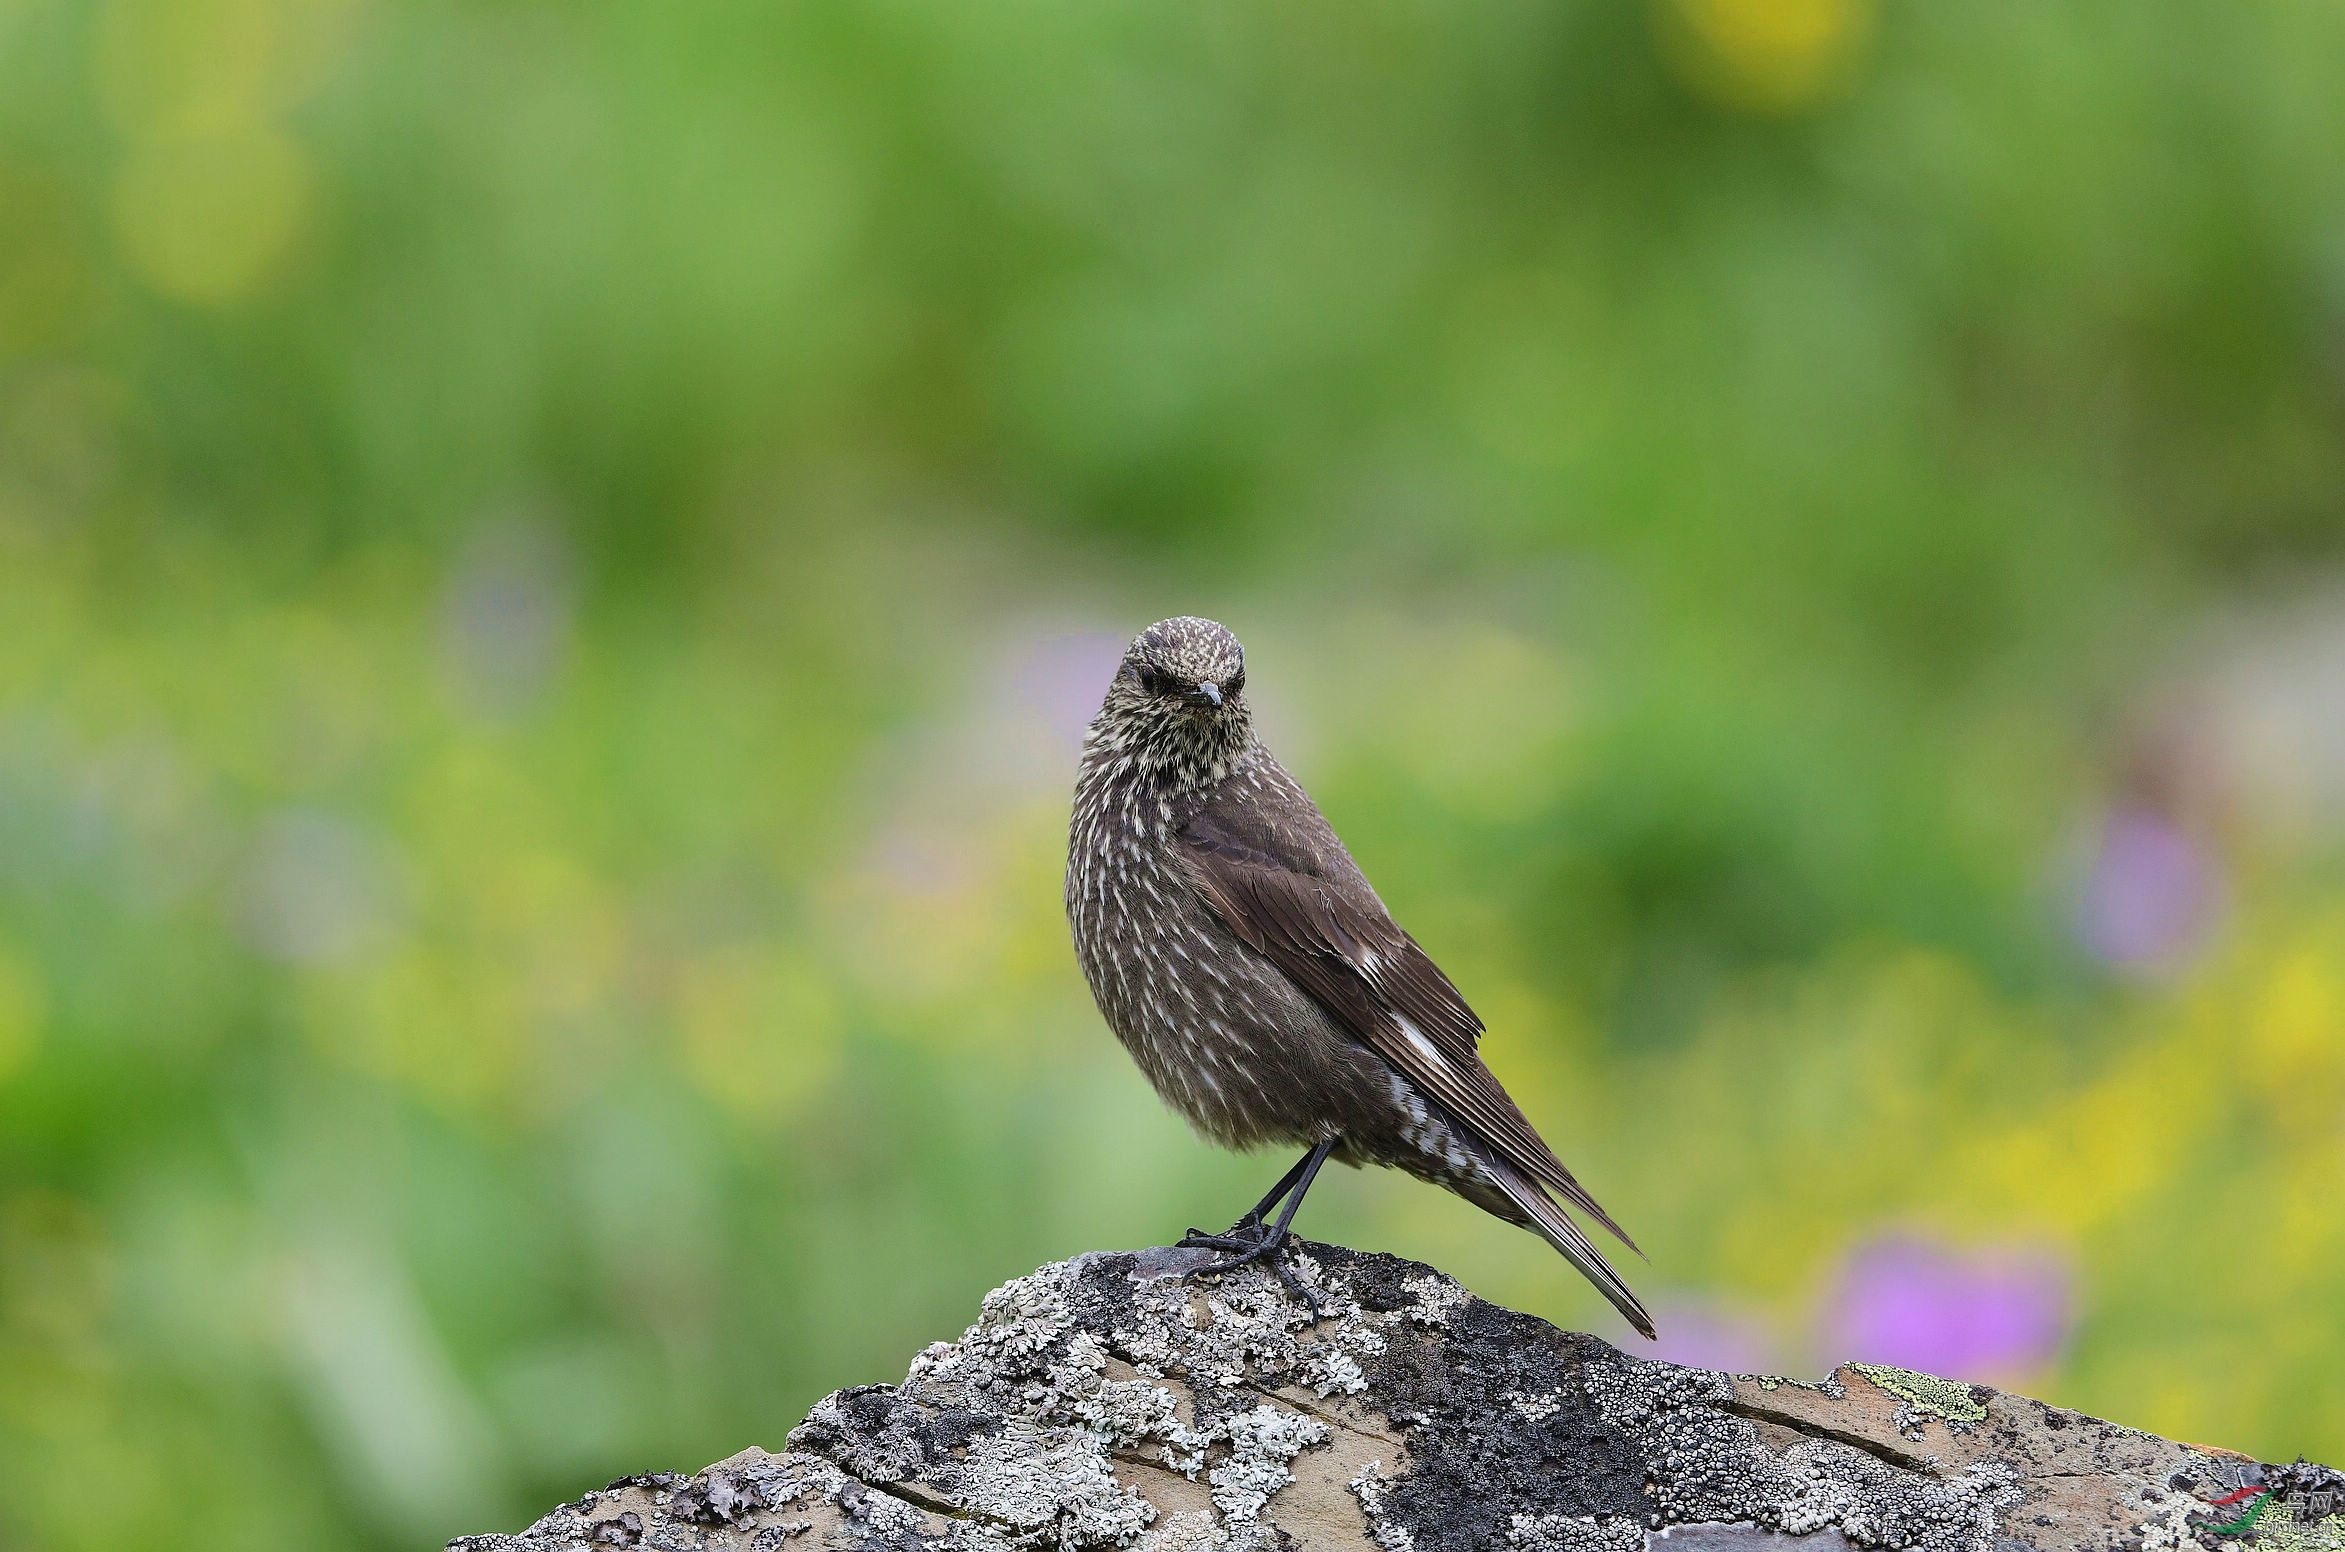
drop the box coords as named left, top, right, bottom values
left=1179, top=773, right=1639, bottom=1255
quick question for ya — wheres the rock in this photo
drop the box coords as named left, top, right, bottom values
left=452, top=1240, right=2342, bottom=1552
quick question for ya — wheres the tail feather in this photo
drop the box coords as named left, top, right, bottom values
left=1538, top=1161, right=1644, bottom=1259
left=1472, top=1147, right=1658, bottom=1341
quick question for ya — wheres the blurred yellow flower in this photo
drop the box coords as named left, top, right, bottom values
left=95, top=0, right=354, bottom=305
left=676, top=946, right=843, bottom=1125
left=478, top=849, right=626, bottom=1027
left=302, top=948, right=526, bottom=1115
left=111, top=128, right=313, bottom=306
left=1347, top=621, right=1586, bottom=821
left=2246, top=920, right=2345, bottom=1135
left=1960, top=1018, right=2207, bottom=1240
left=95, top=0, right=358, bottom=139
left=1653, top=0, right=1877, bottom=116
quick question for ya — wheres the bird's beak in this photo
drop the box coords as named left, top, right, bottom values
left=1193, top=681, right=1223, bottom=708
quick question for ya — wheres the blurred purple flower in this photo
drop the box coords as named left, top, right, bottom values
left=442, top=515, right=576, bottom=720
left=1820, top=1235, right=2071, bottom=1382
left=240, top=811, right=401, bottom=965
left=1013, top=632, right=1128, bottom=754
left=2073, top=805, right=2221, bottom=971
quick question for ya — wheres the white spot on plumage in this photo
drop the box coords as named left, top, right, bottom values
left=1394, top=1015, right=1446, bottom=1074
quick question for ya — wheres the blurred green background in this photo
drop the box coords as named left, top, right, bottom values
left=5, top=0, right=2345, bottom=1544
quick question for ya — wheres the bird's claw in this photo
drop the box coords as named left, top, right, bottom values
left=1176, top=1210, right=1266, bottom=1253
left=1175, top=1221, right=1324, bottom=1319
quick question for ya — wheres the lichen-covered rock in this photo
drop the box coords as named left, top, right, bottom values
left=452, top=1240, right=2337, bottom=1552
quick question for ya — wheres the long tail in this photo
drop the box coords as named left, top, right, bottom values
left=1467, top=1145, right=1658, bottom=1340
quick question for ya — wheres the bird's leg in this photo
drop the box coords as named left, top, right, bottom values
left=1179, top=1143, right=1320, bottom=1251
left=1179, top=1137, right=1337, bottom=1316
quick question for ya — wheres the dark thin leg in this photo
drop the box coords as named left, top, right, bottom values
left=1177, top=1137, right=1338, bottom=1316
left=1179, top=1140, right=1323, bottom=1246
left=1241, top=1146, right=1320, bottom=1228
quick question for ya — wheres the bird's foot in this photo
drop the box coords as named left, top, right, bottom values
left=1176, top=1214, right=1267, bottom=1255
left=1175, top=1220, right=1324, bottom=1318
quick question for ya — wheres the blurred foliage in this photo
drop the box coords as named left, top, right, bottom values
left=4, top=0, right=2345, bottom=1545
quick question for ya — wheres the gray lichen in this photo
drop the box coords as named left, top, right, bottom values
left=1581, top=1350, right=2020, bottom=1552
left=1505, top=1512, right=1648, bottom=1552
left=785, top=1246, right=1381, bottom=1551
left=451, top=1239, right=2331, bottom=1552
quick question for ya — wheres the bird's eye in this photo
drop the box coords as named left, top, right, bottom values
left=1135, top=665, right=1172, bottom=696
left=1225, top=669, right=1244, bottom=696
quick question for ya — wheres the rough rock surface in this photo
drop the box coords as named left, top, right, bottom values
left=450, top=1240, right=2342, bottom=1552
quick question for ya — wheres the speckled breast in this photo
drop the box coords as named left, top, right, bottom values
left=1065, top=758, right=1296, bottom=1147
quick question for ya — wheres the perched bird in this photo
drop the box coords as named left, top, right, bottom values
left=1065, top=616, right=1655, bottom=1337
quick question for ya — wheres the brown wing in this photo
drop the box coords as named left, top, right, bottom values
left=1178, top=765, right=1638, bottom=1254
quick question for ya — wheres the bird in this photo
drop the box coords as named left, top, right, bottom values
left=1064, top=615, right=1655, bottom=1338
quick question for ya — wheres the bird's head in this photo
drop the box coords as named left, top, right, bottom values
left=1089, top=616, right=1255, bottom=785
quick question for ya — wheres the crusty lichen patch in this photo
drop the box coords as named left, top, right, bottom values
left=2254, top=1507, right=2345, bottom=1552
left=1844, top=1363, right=1989, bottom=1427
left=781, top=1245, right=1393, bottom=1550
left=1504, top=1512, right=1646, bottom=1552
left=450, top=1239, right=2340, bottom=1552
left=446, top=1448, right=962, bottom=1552
left=1583, top=1349, right=2020, bottom=1552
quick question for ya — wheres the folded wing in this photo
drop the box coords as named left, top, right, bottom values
left=1177, top=772, right=1639, bottom=1257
